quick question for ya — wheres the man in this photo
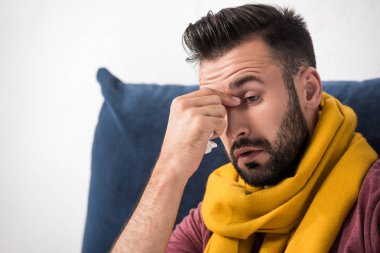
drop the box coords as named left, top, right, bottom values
left=112, top=4, right=379, bottom=253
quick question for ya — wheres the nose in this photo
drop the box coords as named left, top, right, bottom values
left=225, top=106, right=250, bottom=141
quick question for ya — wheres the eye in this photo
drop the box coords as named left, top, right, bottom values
left=243, top=95, right=261, bottom=104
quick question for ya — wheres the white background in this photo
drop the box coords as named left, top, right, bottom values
left=1, top=0, right=379, bottom=252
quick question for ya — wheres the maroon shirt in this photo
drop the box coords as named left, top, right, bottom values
left=167, top=160, right=380, bottom=253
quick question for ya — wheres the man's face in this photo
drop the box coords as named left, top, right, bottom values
left=199, top=38, right=309, bottom=187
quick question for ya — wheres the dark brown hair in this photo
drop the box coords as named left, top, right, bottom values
left=182, top=4, right=316, bottom=76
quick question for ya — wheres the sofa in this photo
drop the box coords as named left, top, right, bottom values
left=82, top=68, right=380, bottom=253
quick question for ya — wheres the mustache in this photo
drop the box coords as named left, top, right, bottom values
left=230, top=137, right=273, bottom=156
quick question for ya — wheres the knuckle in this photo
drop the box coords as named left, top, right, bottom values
left=217, top=117, right=225, bottom=125
left=171, top=96, right=181, bottom=106
left=211, top=105, right=225, bottom=116
left=210, top=95, right=222, bottom=104
left=201, top=87, right=214, bottom=93
left=187, top=108, right=198, bottom=118
left=193, top=116, right=204, bottom=127
left=173, top=97, right=189, bottom=111
left=217, top=105, right=226, bottom=114
left=217, top=118, right=226, bottom=127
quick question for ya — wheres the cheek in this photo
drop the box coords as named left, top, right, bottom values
left=266, top=103, right=288, bottom=141
left=248, top=98, right=286, bottom=141
left=263, top=106, right=283, bottom=129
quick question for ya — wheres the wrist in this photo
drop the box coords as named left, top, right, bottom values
left=153, top=156, right=192, bottom=188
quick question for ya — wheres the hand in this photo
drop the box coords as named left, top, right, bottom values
left=112, top=89, right=240, bottom=253
left=156, top=88, right=240, bottom=180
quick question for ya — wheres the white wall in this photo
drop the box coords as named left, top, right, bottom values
left=0, top=0, right=379, bottom=252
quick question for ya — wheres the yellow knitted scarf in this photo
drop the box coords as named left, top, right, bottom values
left=202, top=93, right=378, bottom=253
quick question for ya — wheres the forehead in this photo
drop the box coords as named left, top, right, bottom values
left=199, top=38, right=280, bottom=91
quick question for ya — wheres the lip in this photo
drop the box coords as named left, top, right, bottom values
left=234, top=147, right=263, bottom=163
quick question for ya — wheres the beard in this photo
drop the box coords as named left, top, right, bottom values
left=229, top=82, right=309, bottom=187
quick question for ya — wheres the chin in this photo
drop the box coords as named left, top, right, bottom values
left=234, top=161, right=295, bottom=187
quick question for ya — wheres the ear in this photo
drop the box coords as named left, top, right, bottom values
left=298, top=67, right=322, bottom=110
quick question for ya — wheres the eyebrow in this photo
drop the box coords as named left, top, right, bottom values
left=229, top=75, right=264, bottom=90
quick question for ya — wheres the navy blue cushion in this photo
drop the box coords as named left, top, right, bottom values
left=82, top=68, right=380, bottom=253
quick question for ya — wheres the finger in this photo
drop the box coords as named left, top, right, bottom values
left=199, top=87, right=240, bottom=107
left=180, top=88, right=240, bottom=106
left=192, top=104, right=226, bottom=118
left=171, top=94, right=222, bottom=114
left=187, top=95, right=222, bottom=107
left=205, top=117, right=226, bottom=139
left=216, top=91, right=240, bottom=107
